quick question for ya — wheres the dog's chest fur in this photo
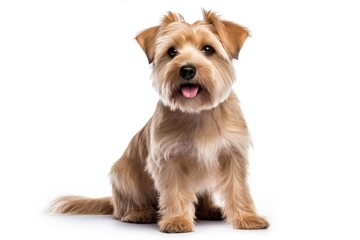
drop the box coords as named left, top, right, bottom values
left=149, top=92, right=249, bottom=172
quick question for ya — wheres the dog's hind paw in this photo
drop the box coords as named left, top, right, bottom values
left=120, top=209, right=157, bottom=223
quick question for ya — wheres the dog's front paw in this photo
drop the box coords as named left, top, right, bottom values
left=159, top=216, right=193, bottom=233
left=232, top=214, right=269, bottom=230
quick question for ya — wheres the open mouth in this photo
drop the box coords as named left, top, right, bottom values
left=180, top=83, right=201, bottom=99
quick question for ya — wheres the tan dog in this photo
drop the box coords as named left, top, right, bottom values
left=51, top=10, right=269, bottom=233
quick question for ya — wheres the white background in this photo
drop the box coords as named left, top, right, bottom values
left=1, top=0, right=360, bottom=239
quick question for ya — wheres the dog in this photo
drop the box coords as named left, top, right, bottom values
left=50, top=10, right=269, bottom=233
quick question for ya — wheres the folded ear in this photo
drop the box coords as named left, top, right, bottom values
left=135, top=12, right=184, bottom=64
left=203, top=10, right=249, bottom=59
left=135, top=26, right=159, bottom=64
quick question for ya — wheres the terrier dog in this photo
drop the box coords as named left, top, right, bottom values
left=51, top=10, right=269, bottom=233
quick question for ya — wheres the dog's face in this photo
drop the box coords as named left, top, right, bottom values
left=136, top=10, right=249, bottom=113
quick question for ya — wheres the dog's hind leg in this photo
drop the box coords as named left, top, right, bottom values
left=111, top=160, right=158, bottom=223
left=110, top=125, right=158, bottom=223
left=112, top=187, right=157, bottom=223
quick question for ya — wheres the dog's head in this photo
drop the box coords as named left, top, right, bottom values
left=136, top=10, right=249, bottom=113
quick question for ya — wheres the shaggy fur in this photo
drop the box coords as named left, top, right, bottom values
left=50, top=10, right=269, bottom=233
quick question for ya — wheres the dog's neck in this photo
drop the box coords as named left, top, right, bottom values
left=153, top=91, right=245, bottom=135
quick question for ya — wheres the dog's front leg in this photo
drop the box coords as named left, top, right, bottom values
left=219, top=151, right=269, bottom=229
left=154, top=157, right=196, bottom=233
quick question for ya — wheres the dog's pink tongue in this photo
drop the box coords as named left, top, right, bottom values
left=181, top=85, right=199, bottom=99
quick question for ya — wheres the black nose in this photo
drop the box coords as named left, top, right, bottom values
left=179, top=65, right=196, bottom=80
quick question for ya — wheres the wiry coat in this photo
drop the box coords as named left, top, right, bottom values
left=50, top=10, right=269, bottom=233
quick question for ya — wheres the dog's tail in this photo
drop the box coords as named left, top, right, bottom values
left=48, top=196, right=114, bottom=215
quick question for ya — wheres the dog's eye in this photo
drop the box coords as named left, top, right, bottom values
left=202, top=45, right=215, bottom=56
left=167, top=47, right=178, bottom=58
